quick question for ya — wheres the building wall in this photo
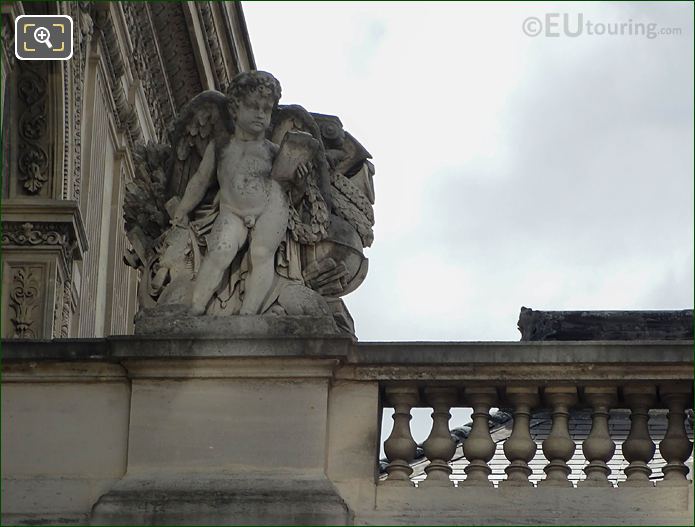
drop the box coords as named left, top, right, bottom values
left=1, top=1, right=255, bottom=338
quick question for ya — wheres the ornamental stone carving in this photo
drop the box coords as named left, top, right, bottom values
left=124, top=71, right=375, bottom=334
left=16, top=64, right=49, bottom=195
left=8, top=267, right=41, bottom=338
left=2, top=222, right=74, bottom=271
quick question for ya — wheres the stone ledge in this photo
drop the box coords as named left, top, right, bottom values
left=366, top=485, right=694, bottom=526
left=351, top=340, right=694, bottom=364
left=133, top=311, right=343, bottom=338
left=3, top=339, right=691, bottom=368
left=90, top=476, right=351, bottom=525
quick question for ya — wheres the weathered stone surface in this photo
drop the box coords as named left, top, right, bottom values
left=134, top=310, right=341, bottom=337
left=2, top=337, right=693, bottom=526
left=90, top=477, right=351, bottom=526
left=518, top=307, right=694, bottom=341
left=123, top=71, right=375, bottom=335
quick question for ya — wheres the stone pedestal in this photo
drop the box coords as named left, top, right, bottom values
left=89, top=319, right=353, bottom=525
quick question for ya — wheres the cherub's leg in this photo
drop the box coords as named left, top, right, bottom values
left=190, top=212, right=247, bottom=315
left=240, top=192, right=289, bottom=315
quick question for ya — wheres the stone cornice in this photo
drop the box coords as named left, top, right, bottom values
left=1, top=199, right=89, bottom=258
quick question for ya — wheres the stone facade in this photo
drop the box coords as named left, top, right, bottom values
left=1, top=1, right=255, bottom=338
left=2, top=337, right=693, bottom=525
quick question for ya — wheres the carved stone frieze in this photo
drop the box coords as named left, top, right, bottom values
left=118, top=2, right=175, bottom=140
left=148, top=2, right=204, bottom=111
left=68, top=1, right=94, bottom=202
left=2, top=221, right=75, bottom=272
left=2, top=221, right=70, bottom=246
left=198, top=2, right=230, bottom=90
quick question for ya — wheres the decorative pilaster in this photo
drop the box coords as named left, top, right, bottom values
left=618, top=386, right=656, bottom=487
left=500, top=386, right=539, bottom=487
left=382, top=385, right=419, bottom=486
left=1, top=200, right=88, bottom=339
left=461, top=387, right=497, bottom=487
left=578, top=387, right=617, bottom=487
left=539, top=386, right=577, bottom=487
left=420, top=387, right=458, bottom=487
left=657, top=384, right=693, bottom=487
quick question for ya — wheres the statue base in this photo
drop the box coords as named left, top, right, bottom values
left=134, top=305, right=342, bottom=337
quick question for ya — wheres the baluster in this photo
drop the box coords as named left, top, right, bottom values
left=500, top=386, right=539, bottom=487
left=578, top=387, right=617, bottom=487
left=382, top=385, right=419, bottom=486
left=657, top=384, right=693, bottom=487
left=420, top=386, right=458, bottom=487
left=539, top=386, right=577, bottom=487
left=618, top=385, right=656, bottom=487
left=461, top=386, right=497, bottom=487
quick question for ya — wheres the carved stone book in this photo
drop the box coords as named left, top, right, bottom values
left=270, top=130, right=320, bottom=183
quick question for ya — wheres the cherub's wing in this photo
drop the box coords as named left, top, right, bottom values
left=123, top=90, right=231, bottom=268
left=123, top=142, right=171, bottom=266
left=167, top=90, right=233, bottom=200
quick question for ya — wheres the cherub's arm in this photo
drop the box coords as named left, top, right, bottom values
left=173, top=141, right=216, bottom=225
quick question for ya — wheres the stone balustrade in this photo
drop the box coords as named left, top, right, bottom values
left=379, top=382, right=692, bottom=489
left=2, top=333, right=693, bottom=525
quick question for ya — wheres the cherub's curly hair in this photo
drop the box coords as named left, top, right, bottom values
left=227, top=71, right=281, bottom=115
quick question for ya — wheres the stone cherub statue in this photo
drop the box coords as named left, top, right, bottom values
left=123, top=71, right=375, bottom=334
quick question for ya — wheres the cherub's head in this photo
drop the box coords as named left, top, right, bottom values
left=228, top=71, right=282, bottom=137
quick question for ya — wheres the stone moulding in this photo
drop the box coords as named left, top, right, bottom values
left=1, top=199, right=89, bottom=266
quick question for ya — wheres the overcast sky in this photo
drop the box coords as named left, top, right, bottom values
left=245, top=2, right=694, bottom=343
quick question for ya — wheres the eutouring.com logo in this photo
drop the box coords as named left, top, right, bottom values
left=522, top=13, right=682, bottom=39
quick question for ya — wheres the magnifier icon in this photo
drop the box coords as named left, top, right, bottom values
left=34, top=26, right=53, bottom=49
